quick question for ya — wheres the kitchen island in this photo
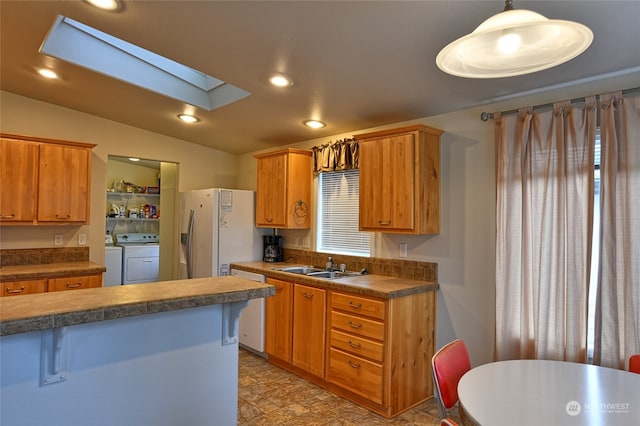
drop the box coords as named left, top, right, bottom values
left=0, top=276, right=274, bottom=426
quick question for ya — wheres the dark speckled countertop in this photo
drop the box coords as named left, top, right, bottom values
left=0, top=276, right=275, bottom=336
left=231, top=261, right=438, bottom=299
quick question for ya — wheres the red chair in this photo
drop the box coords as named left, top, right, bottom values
left=630, top=354, right=640, bottom=374
left=432, top=339, right=471, bottom=419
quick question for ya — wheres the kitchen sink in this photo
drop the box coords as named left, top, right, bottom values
left=272, top=266, right=325, bottom=275
left=305, top=270, right=363, bottom=279
left=272, top=266, right=363, bottom=280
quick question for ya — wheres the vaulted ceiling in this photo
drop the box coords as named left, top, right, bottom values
left=2, top=1, right=639, bottom=154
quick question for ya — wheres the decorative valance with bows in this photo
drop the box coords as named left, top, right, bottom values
left=311, top=138, right=359, bottom=173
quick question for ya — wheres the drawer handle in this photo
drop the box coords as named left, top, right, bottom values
left=143, top=260, right=154, bottom=263
left=1, top=213, right=15, bottom=219
left=6, top=286, right=25, bottom=294
left=303, top=292, right=314, bottom=299
left=348, top=301, right=362, bottom=309
left=56, top=214, right=71, bottom=219
left=348, top=340, right=361, bottom=349
left=348, top=321, right=362, bottom=329
left=266, top=218, right=273, bottom=223
left=378, top=220, right=391, bottom=226
left=66, top=282, right=82, bottom=288
left=348, top=360, right=361, bottom=369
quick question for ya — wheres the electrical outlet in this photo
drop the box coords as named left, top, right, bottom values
left=399, top=243, right=408, bottom=258
left=54, top=234, right=63, bottom=246
left=77, top=233, right=87, bottom=246
left=292, top=236, right=300, bottom=248
left=302, top=236, right=311, bottom=249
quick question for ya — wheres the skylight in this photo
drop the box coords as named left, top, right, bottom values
left=39, top=15, right=250, bottom=111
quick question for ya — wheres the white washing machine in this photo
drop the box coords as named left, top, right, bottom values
left=116, top=233, right=160, bottom=285
left=104, top=245, right=123, bottom=286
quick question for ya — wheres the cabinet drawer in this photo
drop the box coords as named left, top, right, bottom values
left=1, top=279, right=46, bottom=297
left=331, top=310, right=384, bottom=341
left=327, top=348, right=383, bottom=404
left=48, top=274, right=101, bottom=292
left=331, top=292, right=385, bottom=320
left=330, top=329, right=383, bottom=363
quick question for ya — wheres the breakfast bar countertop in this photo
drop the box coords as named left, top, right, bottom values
left=230, top=261, right=439, bottom=299
left=0, top=261, right=107, bottom=282
left=0, top=276, right=275, bottom=336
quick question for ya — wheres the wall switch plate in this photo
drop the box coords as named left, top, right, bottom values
left=77, top=234, right=87, bottom=246
left=54, top=234, right=63, bottom=246
left=399, top=243, right=408, bottom=258
left=292, top=236, right=300, bottom=248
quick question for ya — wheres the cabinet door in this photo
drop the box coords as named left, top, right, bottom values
left=1, top=279, right=46, bottom=297
left=37, top=144, right=90, bottom=222
left=256, top=154, right=287, bottom=227
left=48, top=274, right=102, bottom=292
left=0, top=138, right=38, bottom=223
left=359, top=134, right=414, bottom=232
left=264, top=278, right=293, bottom=362
left=292, top=283, right=326, bottom=377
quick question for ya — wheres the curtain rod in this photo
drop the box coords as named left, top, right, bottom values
left=480, top=87, right=640, bottom=121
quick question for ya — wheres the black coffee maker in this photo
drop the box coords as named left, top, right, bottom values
left=263, top=235, right=284, bottom=262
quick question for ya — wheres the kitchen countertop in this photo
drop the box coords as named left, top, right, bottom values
left=0, top=276, right=275, bottom=336
left=231, top=261, right=439, bottom=299
left=0, top=261, right=106, bottom=282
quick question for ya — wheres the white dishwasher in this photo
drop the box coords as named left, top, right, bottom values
left=231, top=269, right=265, bottom=354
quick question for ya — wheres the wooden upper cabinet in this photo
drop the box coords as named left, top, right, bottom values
left=355, top=125, right=443, bottom=235
left=37, top=143, right=91, bottom=222
left=0, top=133, right=95, bottom=226
left=0, top=138, right=38, bottom=223
left=255, top=148, right=312, bottom=229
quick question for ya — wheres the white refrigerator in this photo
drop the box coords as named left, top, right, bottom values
left=179, top=188, right=268, bottom=352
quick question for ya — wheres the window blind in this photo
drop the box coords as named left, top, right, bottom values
left=318, top=169, right=370, bottom=256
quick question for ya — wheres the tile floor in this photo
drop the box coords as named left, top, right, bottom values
left=238, top=349, right=461, bottom=425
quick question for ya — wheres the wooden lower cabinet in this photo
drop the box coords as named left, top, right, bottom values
left=265, top=278, right=293, bottom=362
left=292, top=283, right=326, bottom=377
left=47, top=274, right=102, bottom=292
left=1, top=279, right=46, bottom=297
left=264, top=279, right=436, bottom=418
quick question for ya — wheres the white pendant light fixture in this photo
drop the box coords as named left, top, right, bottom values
left=436, top=0, right=593, bottom=78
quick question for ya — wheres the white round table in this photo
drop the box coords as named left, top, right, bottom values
left=458, top=359, right=640, bottom=426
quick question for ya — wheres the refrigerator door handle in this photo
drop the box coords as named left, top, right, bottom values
left=186, top=209, right=195, bottom=279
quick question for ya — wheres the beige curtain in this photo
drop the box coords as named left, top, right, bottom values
left=593, top=92, right=640, bottom=369
left=312, top=138, right=358, bottom=173
left=495, top=98, right=596, bottom=361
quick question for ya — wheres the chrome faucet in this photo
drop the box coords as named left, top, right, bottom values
left=326, top=256, right=338, bottom=271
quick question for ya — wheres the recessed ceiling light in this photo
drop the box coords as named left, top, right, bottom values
left=85, top=0, right=121, bottom=11
left=128, top=157, right=140, bottom=162
left=304, top=120, right=326, bottom=129
left=37, top=68, right=60, bottom=79
left=270, top=75, right=293, bottom=87
left=178, top=114, right=200, bottom=123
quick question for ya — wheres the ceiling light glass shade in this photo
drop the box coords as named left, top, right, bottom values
left=436, top=9, right=593, bottom=78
